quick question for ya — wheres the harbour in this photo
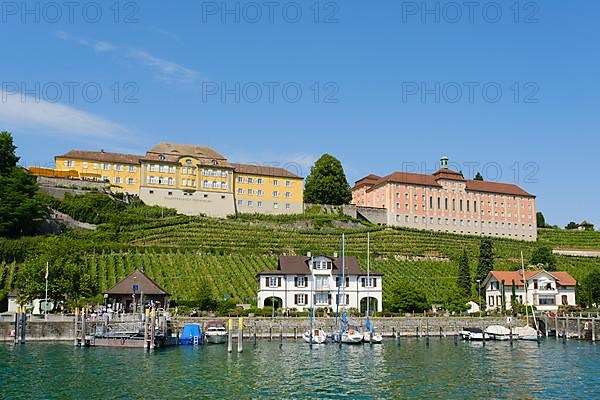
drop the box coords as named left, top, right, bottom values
left=2, top=339, right=600, bottom=399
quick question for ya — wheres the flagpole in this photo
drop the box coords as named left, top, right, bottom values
left=44, top=261, right=49, bottom=321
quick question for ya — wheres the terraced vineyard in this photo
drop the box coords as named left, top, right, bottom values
left=538, top=229, right=600, bottom=250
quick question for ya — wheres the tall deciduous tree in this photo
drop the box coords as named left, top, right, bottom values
left=581, top=270, right=600, bottom=307
left=0, top=131, right=44, bottom=237
left=303, top=154, right=352, bottom=205
left=530, top=245, right=556, bottom=271
left=457, top=249, right=471, bottom=297
left=477, top=238, right=494, bottom=283
left=388, top=281, right=430, bottom=313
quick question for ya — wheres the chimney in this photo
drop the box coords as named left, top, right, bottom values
left=333, top=252, right=338, bottom=258
left=307, top=251, right=312, bottom=258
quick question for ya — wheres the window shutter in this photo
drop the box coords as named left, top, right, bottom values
left=313, top=294, right=316, bottom=305
left=277, top=277, right=282, bottom=287
left=328, top=294, right=332, bottom=305
left=294, top=277, right=298, bottom=287
left=294, top=295, right=298, bottom=305
left=265, top=277, right=269, bottom=287
left=361, top=278, right=365, bottom=287
left=346, top=294, right=349, bottom=304
left=305, top=294, right=308, bottom=305
left=345, top=277, right=349, bottom=287
left=373, top=278, right=377, bottom=288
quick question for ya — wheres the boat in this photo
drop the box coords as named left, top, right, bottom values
left=179, top=323, right=202, bottom=345
left=514, top=325, right=539, bottom=341
left=485, top=325, right=512, bottom=341
left=460, top=327, right=489, bottom=341
left=204, top=320, right=228, bottom=344
left=303, top=328, right=328, bottom=344
left=340, top=326, right=364, bottom=344
left=363, top=330, right=383, bottom=344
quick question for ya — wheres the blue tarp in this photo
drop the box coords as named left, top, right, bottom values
left=179, top=324, right=202, bottom=345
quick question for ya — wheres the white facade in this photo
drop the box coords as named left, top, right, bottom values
left=483, top=270, right=576, bottom=312
left=257, top=255, right=383, bottom=313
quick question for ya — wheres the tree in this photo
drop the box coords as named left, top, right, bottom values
left=536, top=212, right=546, bottom=228
left=388, top=281, right=430, bottom=313
left=580, top=270, right=600, bottom=307
left=303, top=154, right=352, bottom=205
left=457, top=249, right=471, bottom=297
left=565, top=221, right=579, bottom=230
left=474, top=172, right=484, bottom=181
left=0, top=131, right=44, bottom=237
left=0, top=131, right=19, bottom=174
left=477, top=238, right=494, bottom=283
left=197, top=278, right=217, bottom=311
left=530, top=245, right=556, bottom=271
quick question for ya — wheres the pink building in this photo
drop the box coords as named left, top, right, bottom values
left=352, top=157, right=537, bottom=241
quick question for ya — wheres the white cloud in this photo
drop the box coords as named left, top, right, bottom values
left=56, top=31, right=198, bottom=83
left=0, top=90, right=130, bottom=141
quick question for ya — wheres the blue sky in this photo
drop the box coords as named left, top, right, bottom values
left=1, top=1, right=598, bottom=226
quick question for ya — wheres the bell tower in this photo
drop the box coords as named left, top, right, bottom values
left=440, top=156, right=449, bottom=169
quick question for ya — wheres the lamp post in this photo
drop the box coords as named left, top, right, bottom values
left=476, top=279, right=482, bottom=318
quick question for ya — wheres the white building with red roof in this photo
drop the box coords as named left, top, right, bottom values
left=352, top=156, right=537, bottom=241
left=481, top=269, right=577, bottom=312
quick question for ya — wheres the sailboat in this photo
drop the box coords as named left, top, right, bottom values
left=331, top=233, right=364, bottom=344
left=363, top=232, right=382, bottom=344
left=303, top=271, right=327, bottom=344
left=515, top=251, right=540, bottom=341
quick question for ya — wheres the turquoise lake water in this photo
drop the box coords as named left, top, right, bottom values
left=1, top=339, right=599, bottom=399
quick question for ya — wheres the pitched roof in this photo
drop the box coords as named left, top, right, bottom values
left=353, top=174, right=381, bottom=189
left=484, top=270, right=576, bottom=287
left=57, top=150, right=143, bottom=165
left=231, top=163, right=302, bottom=179
left=257, top=255, right=382, bottom=276
left=104, top=270, right=170, bottom=296
left=147, top=142, right=226, bottom=161
left=357, top=168, right=534, bottom=197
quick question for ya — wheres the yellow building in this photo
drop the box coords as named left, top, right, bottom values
left=44, top=143, right=304, bottom=217
left=54, top=150, right=142, bottom=194
left=232, top=163, right=304, bottom=214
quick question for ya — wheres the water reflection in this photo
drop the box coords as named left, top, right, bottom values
left=1, top=339, right=599, bottom=399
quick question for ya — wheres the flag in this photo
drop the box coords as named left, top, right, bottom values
left=44, top=262, right=49, bottom=280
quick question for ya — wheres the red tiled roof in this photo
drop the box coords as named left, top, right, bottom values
left=486, top=270, right=576, bottom=287
left=356, top=168, right=534, bottom=197
left=231, top=163, right=302, bottom=179
left=57, top=150, right=143, bottom=165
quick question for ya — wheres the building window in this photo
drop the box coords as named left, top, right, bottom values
left=237, top=177, right=244, bottom=183
left=257, top=190, right=264, bottom=196
left=93, top=163, right=99, bottom=170
left=248, top=177, right=254, bottom=184
left=127, top=178, right=135, bottom=185
left=167, top=177, right=174, bottom=186
left=237, top=200, right=243, bottom=206
left=221, top=182, right=227, bottom=189
left=273, top=191, right=280, bottom=197
left=295, top=294, right=306, bottom=306
left=429, top=196, right=433, bottom=209
left=248, top=189, right=254, bottom=195
left=285, top=192, right=291, bottom=198
left=286, top=181, right=292, bottom=187
left=115, top=164, right=123, bottom=171
left=296, top=277, right=307, bottom=287
left=258, top=201, right=263, bottom=208
left=257, top=178, right=263, bottom=184
left=238, top=188, right=243, bottom=194
left=286, top=203, right=291, bottom=209
left=248, top=201, right=253, bottom=207
left=273, top=179, right=280, bottom=186
left=274, top=202, right=279, bottom=209
left=129, top=165, right=136, bottom=173
left=168, top=166, right=176, bottom=174
left=315, top=293, right=329, bottom=305
left=82, top=162, right=88, bottom=169
left=269, top=277, right=278, bottom=287
left=445, top=198, right=448, bottom=210
left=103, top=163, right=110, bottom=170
left=114, top=177, right=121, bottom=184
left=65, top=160, right=74, bottom=167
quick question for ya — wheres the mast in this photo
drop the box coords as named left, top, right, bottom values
left=335, top=233, right=344, bottom=328
left=521, top=251, right=530, bottom=326
left=366, top=232, right=370, bottom=318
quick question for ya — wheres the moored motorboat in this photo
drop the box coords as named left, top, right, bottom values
left=460, top=327, right=489, bottom=341
left=303, top=329, right=328, bottom=344
left=485, top=325, right=512, bottom=341
left=514, top=325, right=539, bottom=341
left=204, top=320, right=228, bottom=344
left=363, top=330, right=383, bottom=344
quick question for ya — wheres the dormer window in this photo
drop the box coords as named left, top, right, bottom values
left=159, top=154, right=165, bottom=161
left=211, top=160, right=218, bottom=166
left=186, top=159, right=192, bottom=165
left=311, top=257, right=332, bottom=270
